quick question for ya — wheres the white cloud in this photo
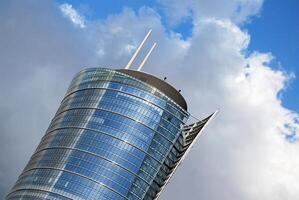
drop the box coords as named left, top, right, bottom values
left=0, top=1, right=298, bottom=200
left=85, top=4, right=299, bottom=200
left=59, top=3, right=86, bottom=28
left=157, top=0, right=264, bottom=25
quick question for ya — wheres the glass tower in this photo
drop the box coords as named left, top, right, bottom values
left=6, top=68, right=215, bottom=200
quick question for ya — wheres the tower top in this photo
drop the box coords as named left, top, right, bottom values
left=121, top=30, right=187, bottom=110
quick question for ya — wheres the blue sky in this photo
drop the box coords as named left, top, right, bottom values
left=246, top=0, right=299, bottom=113
left=56, top=0, right=194, bottom=38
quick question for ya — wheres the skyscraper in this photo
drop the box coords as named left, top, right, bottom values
left=6, top=31, right=216, bottom=200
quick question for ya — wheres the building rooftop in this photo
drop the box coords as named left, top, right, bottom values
left=117, top=69, right=187, bottom=111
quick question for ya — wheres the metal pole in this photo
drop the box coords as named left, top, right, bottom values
left=137, top=42, right=157, bottom=71
left=125, top=29, right=152, bottom=69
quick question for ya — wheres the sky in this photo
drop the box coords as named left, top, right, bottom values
left=0, top=0, right=298, bottom=199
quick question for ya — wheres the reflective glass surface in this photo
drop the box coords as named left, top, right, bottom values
left=7, top=68, right=190, bottom=200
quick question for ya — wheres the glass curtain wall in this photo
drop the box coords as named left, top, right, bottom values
left=6, top=68, right=189, bottom=200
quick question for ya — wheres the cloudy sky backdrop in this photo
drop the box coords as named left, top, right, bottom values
left=0, top=0, right=299, bottom=199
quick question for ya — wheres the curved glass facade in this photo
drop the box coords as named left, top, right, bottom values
left=7, top=68, right=192, bottom=200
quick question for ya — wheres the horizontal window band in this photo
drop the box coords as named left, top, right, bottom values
left=58, top=94, right=180, bottom=133
left=63, top=84, right=186, bottom=124
left=16, top=167, right=132, bottom=200
left=7, top=188, right=73, bottom=200
left=26, top=146, right=154, bottom=187
left=50, top=106, right=176, bottom=145
left=68, top=69, right=188, bottom=116
left=41, top=126, right=163, bottom=166
left=31, top=145, right=142, bottom=174
left=36, top=134, right=144, bottom=165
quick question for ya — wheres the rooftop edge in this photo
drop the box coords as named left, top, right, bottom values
left=116, top=69, right=187, bottom=111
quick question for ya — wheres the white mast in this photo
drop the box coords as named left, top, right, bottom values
left=125, top=29, right=152, bottom=69
left=137, top=42, right=157, bottom=71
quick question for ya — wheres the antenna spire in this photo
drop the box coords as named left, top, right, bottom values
left=137, top=42, right=157, bottom=71
left=125, top=29, right=152, bottom=69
